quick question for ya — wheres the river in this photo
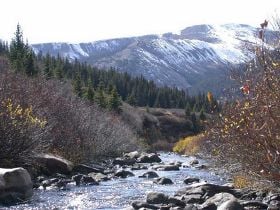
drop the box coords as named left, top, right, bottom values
left=2, top=153, right=225, bottom=210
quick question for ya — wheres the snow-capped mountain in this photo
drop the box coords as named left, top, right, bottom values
left=32, top=24, right=273, bottom=94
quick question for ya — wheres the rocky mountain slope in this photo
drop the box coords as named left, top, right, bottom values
left=32, top=24, right=273, bottom=94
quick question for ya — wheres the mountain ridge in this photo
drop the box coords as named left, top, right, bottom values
left=32, top=23, right=274, bottom=94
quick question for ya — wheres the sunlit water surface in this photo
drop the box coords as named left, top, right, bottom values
left=1, top=153, right=225, bottom=210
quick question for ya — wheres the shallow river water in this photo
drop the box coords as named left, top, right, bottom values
left=2, top=153, right=225, bottom=210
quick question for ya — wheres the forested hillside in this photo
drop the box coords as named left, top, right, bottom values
left=0, top=25, right=219, bottom=168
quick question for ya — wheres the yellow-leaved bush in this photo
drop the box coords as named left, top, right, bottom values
left=1, top=98, right=47, bottom=128
left=0, top=98, right=47, bottom=167
left=173, top=134, right=205, bottom=155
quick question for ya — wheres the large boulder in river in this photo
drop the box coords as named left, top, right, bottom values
left=124, top=151, right=140, bottom=159
left=139, top=171, right=159, bottom=179
left=146, top=192, right=169, bottom=204
left=137, top=153, right=161, bottom=163
left=0, top=168, right=33, bottom=204
left=115, top=169, right=134, bottom=178
left=154, top=177, right=173, bottom=185
left=176, top=183, right=235, bottom=198
left=184, top=177, right=200, bottom=185
left=200, top=192, right=237, bottom=209
left=35, top=154, right=73, bottom=175
left=218, top=200, right=244, bottom=210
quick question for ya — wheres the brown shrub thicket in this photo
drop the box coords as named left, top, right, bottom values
left=206, top=21, right=280, bottom=183
left=0, top=66, right=139, bottom=166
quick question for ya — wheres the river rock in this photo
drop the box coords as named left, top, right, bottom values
left=201, top=192, right=236, bottom=208
left=42, top=178, right=60, bottom=190
left=124, top=151, right=140, bottom=159
left=35, top=153, right=73, bottom=175
left=184, top=177, right=200, bottom=185
left=139, top=171, right=159, bottom=179
left=168, top=196, right=186, bottom=207
left=171, top=204, right=198, bottom=210
left=189, top=159, right=199, bottom=165
left=0, top=167, right=33, bottom=204
left=72, top=164, right=104, bottom=174
left=241, top=200, right=268, bottom=209
left=137, top=153, right=161, bottom=163
left=81, top=175, right=99, bottom=185
left=146, top=192, right=169, bottom=204
left=263, top=193, right=280, bottom=204
left=217, top=199, right=244, bottom=210
left=195, top=164, right=207, bottom=170
left=181, top=194, right=204, bottom=204
left=72, top=174, right=83, bottom=186
left=268, top=200, right=280, bottom=209
left=131, top=164, right=148, bottom=171
left=152, top=165, right=180, bottom=171
left=113, top=157, right=136, bottom=166
left=154, top=177, right=173, bottom=185
left=176, top=183, right=235, bottom=198
left=89, top=172, right=110, bottom=182
left=131, top=201, right=159, bottom=209
left=115, top=169, right=134, bottom=178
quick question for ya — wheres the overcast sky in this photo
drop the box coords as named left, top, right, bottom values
left=0, top=0, right=279, bottom=44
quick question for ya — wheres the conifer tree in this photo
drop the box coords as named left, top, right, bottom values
left=85, top=87, right=94, bottom=102
left=191, top=112, right=199, bottom=133
left=9, top=24, right=26, bottom=73
left=44, top=53, right=53, bottom=79
left=73, top=74, right=83, bottom=97
left=54, top=62, right=63, bottom=79
left=199, top=109, right=206, bottom=121
left=108, top=87, right=122, bottom=112
left=95, top=81, right=106, bottom=108
left=126, top=94, right=137, bottom=106
left=24, top=49, right=37, bottom=76
left=185, top=103, right=192, bottom=117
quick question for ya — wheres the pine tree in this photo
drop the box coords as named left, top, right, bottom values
left=85, top=87, right=94, bottom=102
left=24, top=49, right=37, bottom=76
left=199, top=109, right=206, bottom=121
left=73, top=74, right=83, bottom=97
left=191, top=112, right=199, bottom=133
left=126, top=94, right=136, bottom=106
left=54, top=62, right=63, bottom=79
left=44, top=53, right=53, bottom=79
left=185, top=103, right=192, bottom=117
left=108, top=87, right=122, bottom=112
left=95, top=82, right=106, bottom=108
left=9, top=24, right=26, bottom=73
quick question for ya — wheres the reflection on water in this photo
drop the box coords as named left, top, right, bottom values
left=2, top=153, right=224, bottom=210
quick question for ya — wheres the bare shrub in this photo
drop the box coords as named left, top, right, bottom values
left=206, top=21, right=280, bottom=182
left=0, top=67, right=139, bottom=165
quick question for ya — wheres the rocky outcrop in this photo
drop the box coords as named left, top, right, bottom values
left=35, top=154, right=73, bottom=175
left=0, top=168, right=33, bottom=204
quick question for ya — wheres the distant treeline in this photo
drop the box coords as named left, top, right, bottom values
left=0, top=25, right=219, bottom=113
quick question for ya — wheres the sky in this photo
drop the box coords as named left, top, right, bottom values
left=0, top=0, right=279, bottom=44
